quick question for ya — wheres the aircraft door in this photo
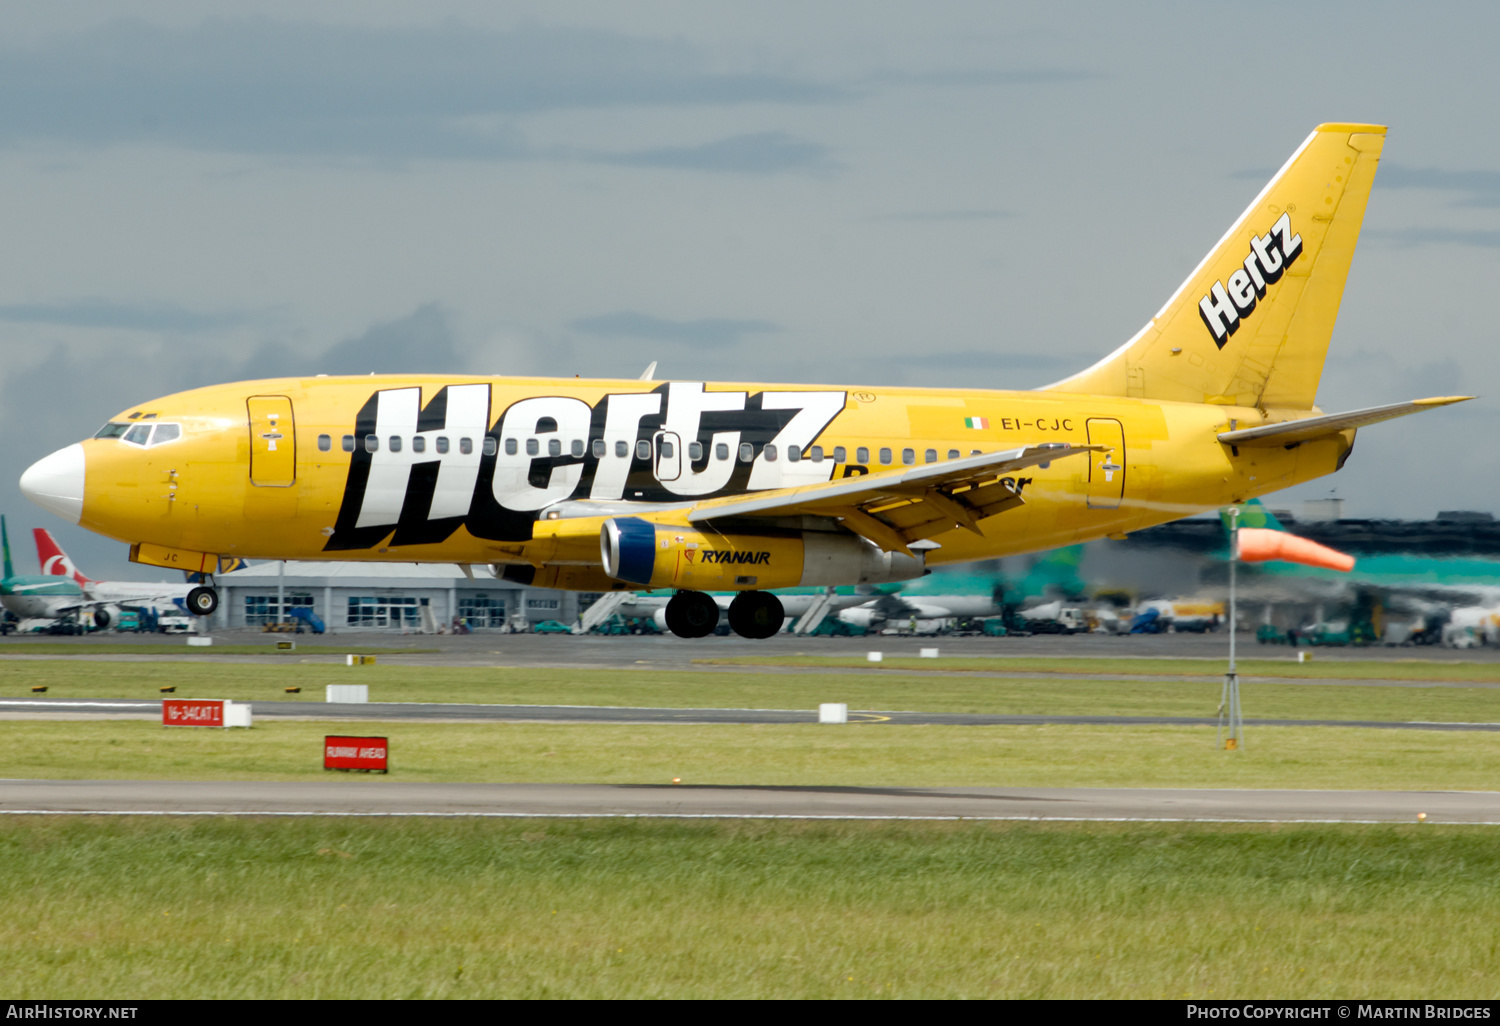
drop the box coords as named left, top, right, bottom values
left=654, top=431, right=682, bottom=482
left=248, top=396, right=297, bottom=487
left=1085, top=417, right=1125, bottom=509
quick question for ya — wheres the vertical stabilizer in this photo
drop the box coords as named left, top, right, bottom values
left=34, top=528, right=92, bottom=586
left=1049, top=124, right=1386, bottom=410
left=1, top=516, right=13, bottom=580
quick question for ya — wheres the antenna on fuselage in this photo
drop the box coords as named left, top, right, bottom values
left=639, top=361, right=657, bottom=381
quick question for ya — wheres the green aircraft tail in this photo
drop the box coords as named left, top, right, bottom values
left=1221, top=498, right=1287, bottom=533
left=2, top=515, right=13, bottom=580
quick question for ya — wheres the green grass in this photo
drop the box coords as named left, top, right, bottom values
left=6, top=661, right=1500, bottom=724
left=3, top=719, right=1498, bottom=791
left=1, top=817, right=1496, bottom=998
left=0, top=643, right=433, bottom=656
left=702, top=654, right=1500, bottom=682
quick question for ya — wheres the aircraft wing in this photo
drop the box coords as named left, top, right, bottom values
left=1217, top=396, right=1473, bottom=448
left=684, top=443, right=1104, bottom=556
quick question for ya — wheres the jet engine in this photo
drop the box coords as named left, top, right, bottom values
left=600, top=517, right=926, bottom=591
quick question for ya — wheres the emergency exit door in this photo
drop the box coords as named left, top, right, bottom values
left=1085, top=417, right=1125, bottom=509
left=248, top=396, right=296, bottom=487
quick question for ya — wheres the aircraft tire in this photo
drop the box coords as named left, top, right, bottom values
left=186, top=587, right=219, bottom=617
left=665, top=591, right=719, bottom=638
left=728, top=591, right=784, bottom=640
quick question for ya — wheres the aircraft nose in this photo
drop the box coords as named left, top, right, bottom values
left=20, top=443, right=86, bottom=524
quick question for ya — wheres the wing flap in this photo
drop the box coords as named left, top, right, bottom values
left=1217, top=396, right=1473, bottom=447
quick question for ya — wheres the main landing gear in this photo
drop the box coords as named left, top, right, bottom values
left=664, top=590, right=785, bottom=640
left=186, top=586, right=219, bottom=617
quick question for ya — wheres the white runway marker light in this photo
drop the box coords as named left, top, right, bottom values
left=819, top=703, right=848, bottom=724
left=867, top=651, right=883, bottom=663
left=919, top=647, right=939, bottom=659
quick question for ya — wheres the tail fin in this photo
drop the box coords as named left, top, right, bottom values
left=2, top=516, right=13, bottom=579
left=34, top=528, right=92, bottom=587
left=1050, top=123, right=1386, bottom=409
left=1220, top=498, right=1287, bottom=533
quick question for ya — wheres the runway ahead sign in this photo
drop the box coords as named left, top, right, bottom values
left=325, top=735, right=389, bottom=773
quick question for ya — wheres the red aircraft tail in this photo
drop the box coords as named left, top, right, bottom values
left=34, top=528, right=92, bottom=587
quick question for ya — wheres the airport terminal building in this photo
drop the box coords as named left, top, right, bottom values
left=207, top=562, right=586, bottom=633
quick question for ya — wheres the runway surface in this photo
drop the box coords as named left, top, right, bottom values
left=3, top=695, right=1497, bottom=731
left=3, top=779, right=1497, bottom=822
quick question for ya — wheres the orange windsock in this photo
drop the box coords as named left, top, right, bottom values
left=1236, top=527, right=1355, bottom=572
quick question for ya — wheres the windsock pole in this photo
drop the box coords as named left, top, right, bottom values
left=1219, top=508, right=1244, bottom=751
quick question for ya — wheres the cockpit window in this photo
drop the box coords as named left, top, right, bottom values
left=123, top=424, right=152, bottom=446
left=121, top=422, right=183, bottom=447
left=150, top=423, right=181, bottom=446
left=95, top=423, right=130, bottom=439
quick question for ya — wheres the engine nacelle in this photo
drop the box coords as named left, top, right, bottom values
left=600, top=518, right=926, bottom=591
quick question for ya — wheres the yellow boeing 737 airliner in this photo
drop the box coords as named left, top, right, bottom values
left=19, top=123, right=1472, bottom=638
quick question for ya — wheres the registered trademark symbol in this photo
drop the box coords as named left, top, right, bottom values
left=853, top=391, right=876, bottom=403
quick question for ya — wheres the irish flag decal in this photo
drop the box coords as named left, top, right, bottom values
left=964, top=417, right=989, bottom=429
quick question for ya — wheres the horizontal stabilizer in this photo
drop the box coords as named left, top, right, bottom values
left=1217, top=396, right=1473, bottom=447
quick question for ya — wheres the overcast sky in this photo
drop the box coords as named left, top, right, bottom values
left=2, top=1, right=1496, bottom=579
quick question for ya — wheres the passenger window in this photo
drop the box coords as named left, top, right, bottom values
left=365, top=436, right=379, bottom=453
left=739, top=442, right=754, bottom=462
left=592, top=439, right=606, bottom=458
left=318, top=434, right=332, bottom=452
left=948, top=449, right=960, bottom=460
left=124, top=424, right=151, bottom=446
left=436, top=436, right=449, bottom=454
left=151, top=423, right=181, bottom=446
left=342, top=435, right=355, bottom=453
left=688, top=441, right=703, bottom=461
left=389, top=436, right=403, bottom=453
left=459, top=438, right=473, bottom=455
left=659, top=440, right=674, bottom=459
left=857, top=447, right=870, bottom=464
left=715, top=443, right=729, bottom=461
left=504, top=438, right=517, bottom=456
left=571, top=439, right=583, bottom=458
left=971, top=449, right=982, bottom=456
left=787, top=444, right=800, bottom=463
left=526, top=438, right=539, bottom=456
left=925, top=449, right=937, bottom=464
left=412, top=436, right=426, bottom=454
left=616, top=440, right=628, bottom=458
left=833, top=446, right=846, bottom=463
left=764, top=444, right=778, bottom=462
left=637, top=439, right=651, bottom=460
left=878, top=447, right=892, bottom=465
left=483, top=437, right=496, bottom=456
left=810, top=445, right=824, bottom=462
left=902, top=449, right=915, bottom=465
left=548, top=438, right=562, bottom=457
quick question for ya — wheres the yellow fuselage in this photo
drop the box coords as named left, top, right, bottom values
left=70, top=374, right=1350, bottom=582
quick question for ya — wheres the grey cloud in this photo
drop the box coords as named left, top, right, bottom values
left=0, top=299, right=257, bottom=333
left=890, top=350, right=1079, bottom=371
left=240, top=304, right=465, bottom=378
left=1379, top=165, right=1500, bottom=208
left=870, top=208, right=1013, bottom=222
left=590, top=132, right=834, bottom=175
left=0, top=18, right=842, bottom=161
left=862, top=68, right=1100, bottom=89
left=571, top=312, right=780, bottom=348
left=1367, top=227, right=1500, bottom=249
